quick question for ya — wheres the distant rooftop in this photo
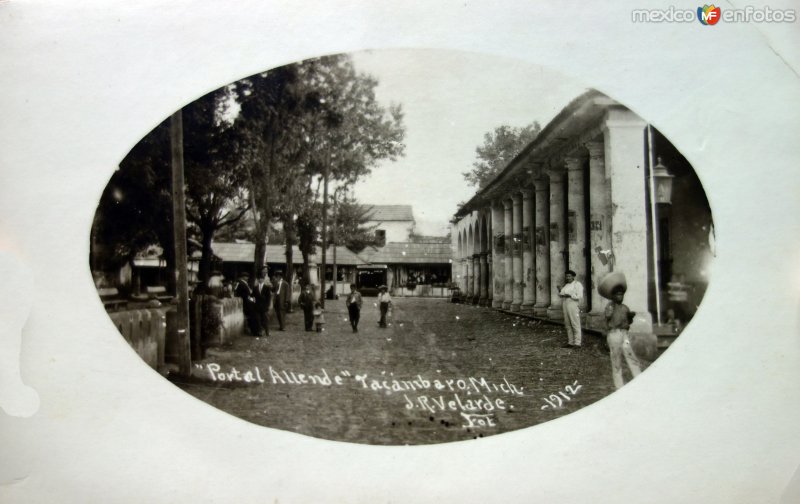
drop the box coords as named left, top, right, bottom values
left=409, top=235, right=451, bottom=244
left=362, top=204, right=414, bottom=222
left=359, top=242, right=452, bottom=265
left=192, top=242, right=369, bottom=266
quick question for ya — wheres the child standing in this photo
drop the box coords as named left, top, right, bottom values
left=313, top=302, right=325, bottom=333
left=602, top=276, right=643, bottom=389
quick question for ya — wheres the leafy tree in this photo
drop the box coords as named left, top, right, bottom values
left=182, top=89, right=250, bottom=289
left=92, top=119, right=174, bottom=289
left=233, top=54, right=405, bottom=280
left=333, top=196, right=378, bottom=253
left=92, top=89, right=250, bottom=291
left=463, top=122, right=541, bottom=188
left=233, top=63, right=311, bottom=277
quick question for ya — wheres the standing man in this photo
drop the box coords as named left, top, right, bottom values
left=377, top=285, right=392, bottom=328
left=346, top=283, right=363, bottom=333
left=273, top=271, right=289, bottom=331
left=253, top=270, right=272, bottom=337
left=599, top=272, right=642, bottom=389
left=234, top=272, right=259, bottom=336
left=297, top=283, right=316, bottom=332
left=559, top=269, right=584, bottom=348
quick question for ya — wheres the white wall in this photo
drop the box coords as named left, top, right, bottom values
left=368, top=220, right=414, bottom=243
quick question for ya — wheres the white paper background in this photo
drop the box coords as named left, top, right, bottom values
left=1, top=1, right=798, bottom=502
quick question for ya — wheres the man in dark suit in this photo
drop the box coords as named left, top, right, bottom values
left=272, top=271, right=289, bottom=331
left=253, top=270, right=272, bottom=337
left=297, top=283, right=316, bottom=332
left=234, top=272, right=260, bottom=336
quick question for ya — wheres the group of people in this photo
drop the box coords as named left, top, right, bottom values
left=557, top=269, right=643, bottom=390
left=235, top=275, right=392, bottom=335
left=234, top=270, right=290, bottom=337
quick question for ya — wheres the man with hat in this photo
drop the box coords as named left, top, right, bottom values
left=297, top=282, right=316, bottom=332
left=234, top=272, right=260, bottom=336
left=253, top=269, right=272, bottom=337
left=598, top=271, right=642, bottom=389
left=272, top=271, right=289, bottom=331
left=558, top=270, right=584, bottom=348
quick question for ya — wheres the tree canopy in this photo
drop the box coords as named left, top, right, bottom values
left=92, top=53, right=406, bottom=290
left=462, top=122, right=541, bottom=189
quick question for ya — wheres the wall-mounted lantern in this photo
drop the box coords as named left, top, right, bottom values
left=652, top=156, right=675, bottom=204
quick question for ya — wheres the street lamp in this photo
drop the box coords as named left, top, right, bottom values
left=652, top=157, right=675, bottom=205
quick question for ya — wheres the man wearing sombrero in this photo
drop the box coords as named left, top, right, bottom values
left=599, top=272, right=642, bottom=389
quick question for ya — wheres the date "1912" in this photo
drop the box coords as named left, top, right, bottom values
left=540, top=381, right=582, bottom=410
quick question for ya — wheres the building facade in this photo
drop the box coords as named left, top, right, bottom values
left=451, top=90, right=713, bottom=332
left=363, top=204, right=416, bottom=244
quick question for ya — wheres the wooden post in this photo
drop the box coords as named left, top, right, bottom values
left=170, top=110, right=191, bottom=376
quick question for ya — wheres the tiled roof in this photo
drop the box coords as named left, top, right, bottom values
left=359, top=242, right=453, bottom=264
left=409, top=235, right=451, bottom=244
left=207, top=242, right=368, bottom=266
left=189, top=241, right=451, bottom=267
left=362, top=204, right=415, bottom=222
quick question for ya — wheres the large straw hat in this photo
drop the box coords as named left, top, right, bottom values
left=597, top=272, right=627, bottom=300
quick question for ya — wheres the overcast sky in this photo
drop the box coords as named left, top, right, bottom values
left=347, top=49, right=587, bottom=236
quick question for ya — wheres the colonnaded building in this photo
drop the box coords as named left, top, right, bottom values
left=450, top=90, right=713, bottom=335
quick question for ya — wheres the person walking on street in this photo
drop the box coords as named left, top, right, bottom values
left=377, top=285, right=392, bottom=328
left=234, top=272, right=260, bottom=337
left=253, top=270, right=272, bottom=337
left=559, top=270, right=584, bottom=348
left=272, top=271, right=289, bottom=331
left=346, top=283, right=363, bottom=333
left=598, top=272, right=642, bottom=389
left=297, top=283, right=316, bottom=332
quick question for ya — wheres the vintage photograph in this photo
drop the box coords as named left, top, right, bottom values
left=89, top=49, right=713, bottom=445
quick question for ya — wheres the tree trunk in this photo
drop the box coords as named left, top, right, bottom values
left=197, top=224, right=214, bottom=293
left=253, top=237, right=267, bottom=278
left=320, top=157, right=329, bottom=307
left=284, top=215, right=295, bottom=284
left=284, top=214, right=295, bottom=311
left=301, top=249, right=311, bottom=285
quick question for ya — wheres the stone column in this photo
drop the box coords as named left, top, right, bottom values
left=533, top=177, right=551, bottom=316
left=521, top=188, right=535, bottom=314
left=586, top=141, right=613, bottom=328
left=491, top=202, right=505, bottom=309
left=547, top=169, right=567, bottom=320
left=461, top=257, right=471, bottom=299
left=603, top=109, right=650, bottom=325
left=487, top=252, right=493, bottom=305
left=566, top=156, right=588, bottom=312
left=486, top=210, right=493, bottom=304
left=503, top=199, right=513, bottom=310
left=511, top=193, right=523, bottom=312
left=479, top=253, right=488, bottom=306
left=472, top=254, right=480, bottom=304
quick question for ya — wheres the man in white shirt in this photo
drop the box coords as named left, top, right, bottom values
left=377, top=285, right=392, bottom=328
left=558, top=269, right=584, bottom=348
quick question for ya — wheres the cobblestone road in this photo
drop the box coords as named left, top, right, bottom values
left=177, top=297, right=629, bottom=445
